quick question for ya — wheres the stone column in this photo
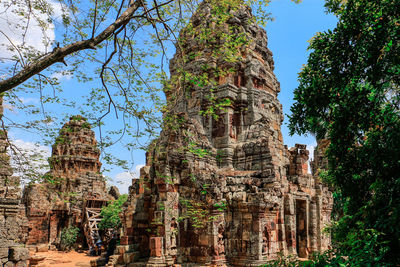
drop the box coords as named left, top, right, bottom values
left=284, top=195, right=296, bottom=255
left=164, top=191, right=179, bottom=266
left=309, top=201, right=318, bottom=253
left=210, top=211, right=227, bottom=266
left=147, top=236, right=166, bottom=266
left=254, top=211, right=265, bottom=262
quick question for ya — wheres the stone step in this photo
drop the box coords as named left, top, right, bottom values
left=115, top=244, right=138, bottom=254
left=122, top=251, right=140, bottom=264
left=127, top=263, right=147, bottom=267
left=0, top=198, right=19, bottom=204
left=107, top=254, right=121, bottom=266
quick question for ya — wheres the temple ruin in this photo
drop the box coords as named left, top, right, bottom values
left=106, top=2, right=333, bottom=266
left=0, top=98, right=29, bottom=266
left=0, top=1, right=332, bottom=266
left=23, top=115, right=116, bottom=249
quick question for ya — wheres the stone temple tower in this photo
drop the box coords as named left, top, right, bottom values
left=111, top=1, right=333, bottom=266
left=48, top=115, right=106, bottom=199
left=23, top=115, right=112, bottom=246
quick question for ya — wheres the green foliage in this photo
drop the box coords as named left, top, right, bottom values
left=263, top=227, right=390, bottom=266
left=289, top=0, right=400, bottom=264
left=99, top=194, right=128, bottom=230
left=329, top=223, right=390, bottom=266
left=81, top=122, right=91, bottom=129
left=215, top=149, right=225, bottom=163
left=213, top=200, right=228, bottom=212
left=156, top=171, right=175, bottom=185
left=42, top=173, right=63, bottom=185
left=54, top=136, right=68, bottom=145
left=179, top=198, right=210, bottom=229
left=70, top=115, right=85, bottom=121
left=60, top=226, right=80, bottom=251
left=187, top=141, right=210, bottom=158
left=262, top=253, right=299, bottom=267
left=299, top=227, right=390, bottom=266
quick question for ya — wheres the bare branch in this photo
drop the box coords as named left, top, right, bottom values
left=0, top=30, right=26, bottom=67
left=92, top=0, right=99, bottom=38
left=0, top=0, right=146, bottom=93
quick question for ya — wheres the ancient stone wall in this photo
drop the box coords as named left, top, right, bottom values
left=23, top=115, right=112, bottom=247
left=0, top=97, right=29, bottom=266
left=311, top=139, right=330, bottom=176
left=109, top=2, right=333, bottom=266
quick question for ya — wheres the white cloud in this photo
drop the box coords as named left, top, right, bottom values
left=0, top=0, right=63, bottom=60
left=306, top=141, right=317, bottom=174
left=10, top=139, right=51, bottom=183
left=20, top=97, right=40, bottom=104
left=14, top=138, right=50, bottom=154
left=113, top=164, right=145, bottom=194
left=50, top=71, right=72, bottom=81
left=2, top=97, right=40, bottom=115
left=2, top=101, right=15, bottom=113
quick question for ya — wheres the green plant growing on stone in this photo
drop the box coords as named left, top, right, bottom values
left=59, top=191, right=78, bottom=205
left=261, top=253, right=299, bottom=267
left=215, top=149, right=225, bottom=163
left=81, top=122, right=91, bottom=129
left=60, top=226, right=80, bottom=251
left=213, top=200, right=227, bottom=212
left=189, top=173, right=197, bottom=182
left=156, top=171, right=175, bottom=185
left=179, top=198, right=210, bottom=229
left=42, top=173, right=63, bottom=186
left=201, top=184, right=210, bottom=195
left=70, top=115, right=84, bottom=121
left=187, top=141, right=210, bottom=158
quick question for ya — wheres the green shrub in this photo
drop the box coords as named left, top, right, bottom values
left=60, top=226, right=79, bottom=251
left=99, top=194, right=128, bottom=230
left=262, top=225, right=391, bottom=267
left=261, top=253, right=299, bottom=267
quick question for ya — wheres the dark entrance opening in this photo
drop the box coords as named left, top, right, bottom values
left=296, top=199, right=308, bottom=258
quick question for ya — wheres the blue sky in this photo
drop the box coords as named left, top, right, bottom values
left=267, top=0, right=337, bottom=147
left=1, top=0, right=338, bottom=194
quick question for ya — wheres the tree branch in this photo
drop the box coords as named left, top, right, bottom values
left=0, top=0, right=145, bottom=93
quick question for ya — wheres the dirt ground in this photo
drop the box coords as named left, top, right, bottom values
left=31, top=250, right=99, bottom=267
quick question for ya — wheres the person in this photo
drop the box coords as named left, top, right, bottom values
left=89, top=245, right=97, bottom=256
left=105, top=231, right=118, bottom=262
left=95, top=237, right=103, bottom=256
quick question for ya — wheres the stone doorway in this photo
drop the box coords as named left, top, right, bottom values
left=296, top=199, right=308, bottom=258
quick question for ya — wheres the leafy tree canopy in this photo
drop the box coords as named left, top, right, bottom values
left=289, top=0, right=399, bottom=264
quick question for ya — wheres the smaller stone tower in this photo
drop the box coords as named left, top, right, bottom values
left=48, top=115, right=106, bottom=200
left=24, top=115, right=112, bottom=247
